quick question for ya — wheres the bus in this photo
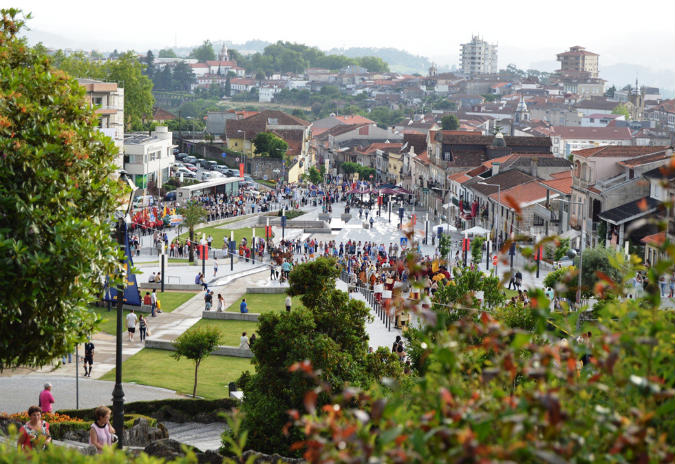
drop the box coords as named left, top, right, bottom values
left=176, top=177, right=242, bottom=204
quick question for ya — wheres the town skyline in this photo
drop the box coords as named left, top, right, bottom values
left=18, top=0, right=675, bottom=86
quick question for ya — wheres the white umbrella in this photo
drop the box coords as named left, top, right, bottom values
left=463, top=226, right=490, bottom=235
left=436, top=223, right=457, bottom=232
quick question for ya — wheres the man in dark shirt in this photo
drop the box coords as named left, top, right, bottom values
left=83, top=340, right=95, bottom=377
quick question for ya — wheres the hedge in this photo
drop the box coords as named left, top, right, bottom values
left=58, top=398, right=239, bottom=424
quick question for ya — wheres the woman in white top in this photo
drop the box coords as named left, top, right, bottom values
left=216, top=293, right=224, bottom=312
left=239, top=332, right=250, bottom=349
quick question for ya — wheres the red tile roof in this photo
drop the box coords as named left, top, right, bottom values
left=205, top=60, right=237, bottom=67
left=448, top=171, right=472, bottom=183
left=641, top=231, right=665, bottom=246
left=490, top=181, right=549, bottom=207
left=618, top=150, right=670, bottom=167
left=552, top=126, right=632, bottom=140
left=573, top=146, right=669, bottom=158
left=540, top=171, right=573, bottom=194
left=335, top=115, right=375, bottom=125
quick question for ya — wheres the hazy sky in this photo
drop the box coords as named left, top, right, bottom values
left=15, top=0, right=675, bottom=73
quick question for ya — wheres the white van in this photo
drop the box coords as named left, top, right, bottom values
left=201, top=171, right=225, bottom=182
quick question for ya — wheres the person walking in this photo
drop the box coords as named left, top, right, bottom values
left=204, top=290, right=213, bottom=311
left=83, top=339, right=95, bottom=377
left=126, top=309, right=138, bottom=343
left=285, top=295, right=292, bottom=312
left=89, top=406, right=116, bottom=454
left=213, top=259, right=219, bottom=277
left=150, top=289, right=157, bottom=317
left=139, top=315, right=148, bottom=342
left=216, top=293, right=224, bottom=312
left=38, top=383, right=55, bottom=414
left=18, top=405, right=51, bottom=451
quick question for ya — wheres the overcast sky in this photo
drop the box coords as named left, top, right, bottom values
left=16, top=0, right=675, bottom=73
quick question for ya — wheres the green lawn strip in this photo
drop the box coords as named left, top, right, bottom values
left=89, top=292, right=197, bottom=335
left=189, top=319, right=259, bottom=346
left=177, top=226, right=265, bottom=249
left=99, top=348, right=252, bottom=400
left=225, top=293, right=304, bottom=314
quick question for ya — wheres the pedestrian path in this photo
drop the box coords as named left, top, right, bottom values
left=336, top=280, right=401, bottom=350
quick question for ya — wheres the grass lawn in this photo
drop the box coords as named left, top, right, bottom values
left=225, top=293, right=304, bottom=314
left=189, top=319, right=259, bottom=346
left=100, top=348, right=252, bottom=399
left=178, top=226, right=265, bottom=249
left=89, top=292, right=197, bottom=335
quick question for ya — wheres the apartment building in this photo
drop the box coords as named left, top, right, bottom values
left=78, top=78, right=124, bottom=167
left=460, top=36, right=498, bottom=76
left=123, top=126, right=175, bottom=191
left=556, top=46, right=599, bottom=78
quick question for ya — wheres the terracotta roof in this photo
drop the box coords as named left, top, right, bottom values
left=552, top=126, right=632, bottom=140
left=205, top=60, right=237, bottom=67
left=618, top=150, right=670, bottom=167
left=573, top=146, right=669, bottom=158
left=190, top=63, right=209, bottom=68
left=152, top=108, right=176, bottom=121
left=447, top=171, right=472, bottom=182
left=574, top=98, right=620, bottom=111
left=490, top=181, right=550, bottom=207
left=466, top=165, right=489, bottom=177
left=359, top=143, right=403, bottom=155
left=415, top=151, right=430, bottom=166
left=540, top=171, right=573, bottom=194
left=334, top=114, right=375, bottom=125
left=641, top=231, right=666, bottom=246
left=225, top=110, right=309, bottom=140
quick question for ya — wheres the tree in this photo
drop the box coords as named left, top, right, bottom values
left=106, top=51, right=154, bottom=130
left=179, top=202, right=207, bottom=263
left=441, top=114, right=459, bottom=130
left=171, top=61, right=196, bottom=91
left=470, top=235, right=485, bottom=264
left=438, top=234, right=452, bottom=258
left=158, top=48, right=177, bottom=58
left=612, top=103, right=631, bottom=120
left=356, top=56, right=389, bottom=73
left=0, top=9, right=125, bottom=370
left=190, top=40, right=216, bottom=62
left=605, top=85, right=616, bottom=98
left=172, top=327, right=222, bottom=397
left=576, top=246, right=624, bottom=298
left=307, top=166, right=322, bottom=184
left=233, top=257, right=396, bottom=455
left=143, top=50, right=155, bottom=79
left=253, top=132, right=288, bottom=159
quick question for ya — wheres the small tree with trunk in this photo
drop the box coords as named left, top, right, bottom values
left=172, top=326, right=222, bottom=398
left=178, top=201, right=207, bottom=263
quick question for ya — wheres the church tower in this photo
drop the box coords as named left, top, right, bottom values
left=514, top=96, right=531, bottom=123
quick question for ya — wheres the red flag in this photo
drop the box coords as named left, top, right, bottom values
left=239, top=163, right=244, bottom=178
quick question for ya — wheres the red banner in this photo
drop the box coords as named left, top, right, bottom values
left=239, top=163, right=244, bottom=178
left=462, top=238, right=470, bottom=252
left=198, top=244, right=209, bottom=260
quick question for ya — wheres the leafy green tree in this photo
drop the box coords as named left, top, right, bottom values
left=470, top=235, right=485, bottom=264
left=577, top=246, right=624, bottom=297
left=143, top=50, right=155, bottom=79
left=190, top=39, right=216, bottom=62
left=107, top=52, right=154, bottom=130
left=179, top=201, right=207, bottom=263
left=158, top=48, right=177, bottom=58
left=612, top=103, right=631, bottom=120
left=543, top=265, right=578, bottom=302
left=253, top=132, right=288, bottom=159
left=307, top=166, right=322, bottom=184
left=441, top=114, right=459, bottom=130
left=604, top=84, right=616, bottom=98
left=172, top=61, right=197, bottom=91
left=438, top=233, right=452, bottom=258
left=172, top=327, right=222, bottom=397
left=0, top=9, right=124, bottom=370
left=235, top=257, right=392, bottom=455
left=356, top=56, right=389, bottom=72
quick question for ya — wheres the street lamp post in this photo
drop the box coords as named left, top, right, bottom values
left=230, top=231, right=234, bottom=271
left=477, top=182, right=501, bottom=276
left=113, top=171, right=137, bottom=449
left=463, top=231, right=469, bottom=268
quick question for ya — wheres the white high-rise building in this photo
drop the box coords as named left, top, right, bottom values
left=460, top=36, right=498, bottom=76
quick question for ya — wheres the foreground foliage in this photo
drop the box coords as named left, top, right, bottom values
left=0, top=9, right=124, bottom=370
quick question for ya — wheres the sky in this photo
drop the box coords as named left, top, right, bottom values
left=14, top=0, right=675, bottom=75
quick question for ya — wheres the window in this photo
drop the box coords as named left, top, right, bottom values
left=533, top=214, right=545, bottom=226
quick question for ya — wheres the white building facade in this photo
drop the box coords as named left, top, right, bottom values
left=123, top=126, right=175, bottom=191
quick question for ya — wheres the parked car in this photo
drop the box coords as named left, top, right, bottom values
left=164, top=191, right=177, bottom=201
left=173, top=167, right=196, bottom=178
left=183, top=163, right=198, bottom=172
left=201, top=160, right=218, bottom=170
left=184, top=155, right=197, bottom=164
left=214, top=165, right=230, bottom=174
left=201, top=171, right=224, bottom=181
